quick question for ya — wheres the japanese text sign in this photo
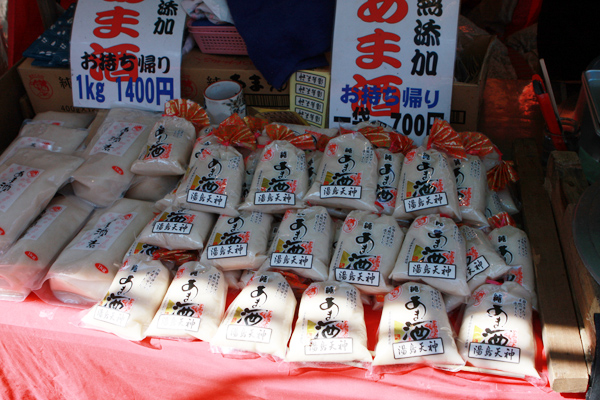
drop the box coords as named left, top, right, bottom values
left=70, top=0, right=186, bottom=111
left=329, top=0, right=459, bottom=145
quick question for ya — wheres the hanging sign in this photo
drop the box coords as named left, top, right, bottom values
left=328, top=0, right=460, bottom=145
left=70, top=0, right=186, bottom=111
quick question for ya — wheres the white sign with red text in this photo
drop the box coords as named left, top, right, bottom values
left=70, top=0, right=185, bottom=111
left=329, top=0, right=459, bottom=145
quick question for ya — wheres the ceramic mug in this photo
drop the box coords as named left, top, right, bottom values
left=203, top=80, right=246, bottom=125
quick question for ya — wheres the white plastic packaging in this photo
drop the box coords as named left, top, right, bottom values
left=145, top=261, right=227, bottom=341
left=32, top=111, right=96, bottom=129
left=375, top=149, right=404, bottom=215
left=38, top=198, right=156, bottom=307
left=329, top=211, right=404, bottom=295
left=305, top=132, right=378, bottom=212
left=372, top=282, right=464, bottom=369
left=453, top=155, right=488, bottom=226
left=0, top=195, right=94, bottom=301
left=71, top=108, right=161, bottom=207
left=174, top=143, right=244, bottom=216
left=137, top=206, right=216, bottom=251
left=239, top=140, right=309, bottom=213
left=460, top=225, right=511, bottom=293
left=210, top=271, right=297, bottom=359
left=391, top=215, right=470, bottom=297
left=457, top=282, right=539, bottom=378
left=80, top=257, right=171, bottom=341
left=306, top=150, right=323, bottom=188
left=393, top=147, right=461, bottom=221
left=488, top=225, right=537, bottom=309
left=200, top=211, right=273, bottom=271
left=261, top=207, right=333, bottom=282
left=286, top=281, right=372, bottom=367
left=0, top=149, right=84, bottom=252
left=0, top=122, right=89, bottom=165
left=125, top=174, right=181, bottom=202
left=130, top=116, right=196, bottom=176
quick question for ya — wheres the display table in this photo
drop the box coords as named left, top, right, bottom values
left=0, top=292, right=583, bottom=400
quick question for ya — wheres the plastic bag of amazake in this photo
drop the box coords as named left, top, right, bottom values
left=37, top=198, right=156, bottom=308
left=393, top=119, right=466, bottom=221
left=488, top=220, right=537, bottom=310
left=261, top=206, right=334, bottom=282
left=200, top=211, right=274, bottom=271
left=457, top=282, right=540, bottom=379
left=145, top=261, right=227, bottom=341
left=372, top=282, right=464, bottom=373
left=391, top=214, right=470, bottom=297
left=329, top=211, right=404, bottom=295
left=210, top=271, right=297, bottom=360
left=174, top=115, right=257, bottom=216
left=80, top=256, right=171, bottom=341
left=286, top=281, right=372, bottom=368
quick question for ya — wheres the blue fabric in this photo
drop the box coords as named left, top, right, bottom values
left=226, top=0, right=335, bottom=89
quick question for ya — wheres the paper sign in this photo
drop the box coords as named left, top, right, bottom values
left=70, top=0, right=186, bottom=111
left=328, top=0, right=460, bottom=145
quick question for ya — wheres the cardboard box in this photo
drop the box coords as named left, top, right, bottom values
left=289, top=66, right=331, bottom=128
left=450, top=34, right=495, bottom=132
left=17, top=58, right=96, bottom=114
left=18, top=49, right=290, bottom=114
left=181, top=49, right=289, bottom=109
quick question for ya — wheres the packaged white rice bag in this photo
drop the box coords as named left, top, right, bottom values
left=130, top=116, right=196, bottom=176
left=286, top=281, right=372, bottom=367
left=261, top=207, right=333, bottom=282
left=80, top=257, right=171, bottom=341
left=279, top=123, right=338, bottom=139
left=305, top=132, right=378, bottom=212
left=122, top=240, right=162, bottom=264
left=174, top=143, right=244, bottom=216
left=484, top=189, right=505, bottom=222
left=372, top=282, right=464, bottom=370
left=200, top=211, right=273, bottom=271
left=453, top=155, right=488, bottom=226
left=488, top=225, right=537, bottom=309
left=223, top=269, right=245, bottom=290
left=393, top=147, right=461, bottom=221
left=239, top=140, right=309, bottom=213
left=0, top=195, right=94, bottom=301
left=145, top=261, right=227, bottom=341
left=137, top=206, right=216, bottom=251
left=38, top=198, right=156, bottom=307
left=375, top=149, right=404, bottom=215
left=443, top=293, right=468, bottom=313
left=306, top=150, right=323, bottom=188
left=125, top=174, right=180, bottom=202
left=71, top=108, right=160, bottom=207
left=460, top=225, right=511, bottom=293
left=0, top=123, right=89, bottom=165
left=497, top=187, right=520, bottom=215
left=241, top=150, right=261, bottom=202
left=32, top=111, right=96, bottom=129
left=329, top=211, right=404, bottom=295
left=210, top=271, right=297, bottom=360
left=154, top=187, right=177, bottom=211
left=0, top=149, right=84, bottom=252
left=457, top=282, right=539, bottom=378
left=391, top=215, right=470, bottom=297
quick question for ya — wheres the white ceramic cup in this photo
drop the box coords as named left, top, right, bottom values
left=203, top=80, right=246, bottom=125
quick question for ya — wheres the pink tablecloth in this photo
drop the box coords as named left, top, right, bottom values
left=0, top=293, right=586, bottom=400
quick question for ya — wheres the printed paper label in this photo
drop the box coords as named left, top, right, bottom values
left=226, top=325, right=272, bottom=343
left=73, top=212, right=137, bottom=251
left=207, top=243, right=248, bottom=259
left=94, top=306, right=130, bottom=327
left=254, top=192, right=295, bottom=205
left=408, top=262, right=456, bottom=279
left=320, top=185, right=362, bottom=199
left=187, top=190, right=227, bottom=208
left=89, top=121, right=146, bottom=156
left=393, top=338, right=445, bottom=359
left=466, top=255, right=490, bottom=282
left=270, top=253, right=313, bottom=269
left=404, top=192, right=448, bottom=212
left=153, top=221, right=193, bottom=235
left=0, top=164, right=43, bottom=212
left=334, top=268, right=380, bottom=286
left=305, top=338, right=353, bottom=355
left=468, top=343, right=521, bottom=364
left=157, top=314, right=201, bottom=332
